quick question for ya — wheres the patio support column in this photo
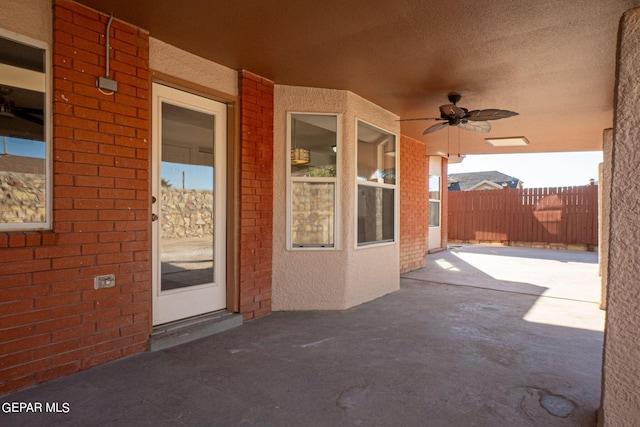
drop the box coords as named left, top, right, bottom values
left=237, top=70, right=274, bottom=321
left=399, top=135, right=428, bottom=273
left=600, top=6, right=640, bottom=426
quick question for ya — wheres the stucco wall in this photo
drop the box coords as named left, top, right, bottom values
left=344, top=92, right=400, bottom=308
left=0, top=0, right=52, bottom=45
left=600, top=7, right=640, bottom=426
left=149, top=38, right=237, bottom=97
left=599, top=128, right=612, bottom=311
left=272, top=86, right=399, bottom=310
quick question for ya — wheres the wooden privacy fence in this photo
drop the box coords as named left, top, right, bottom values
left=448, top=185, right=598, bottom=246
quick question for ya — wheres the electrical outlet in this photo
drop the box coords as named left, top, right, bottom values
left=94, top=274, right=115, bottom=289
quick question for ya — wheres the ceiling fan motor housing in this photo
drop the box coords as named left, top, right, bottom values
left=448, top=93, right=462, bottom=105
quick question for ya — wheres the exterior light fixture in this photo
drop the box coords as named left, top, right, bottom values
left=485, top=136, right=530, bottom=147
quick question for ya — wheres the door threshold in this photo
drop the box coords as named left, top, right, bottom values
left=149, top=310, right=243, bottom=352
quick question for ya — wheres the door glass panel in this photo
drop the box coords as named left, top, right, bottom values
left=160, top=102, right=215, bottom=291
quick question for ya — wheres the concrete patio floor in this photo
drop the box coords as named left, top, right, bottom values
left=0, top=245, right=605, bottom=426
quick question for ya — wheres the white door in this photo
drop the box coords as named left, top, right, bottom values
left=151, top=83, right=227, bottom=325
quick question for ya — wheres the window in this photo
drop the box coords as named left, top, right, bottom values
left=429, top=175, right=441, bottom=227
left=356, top=120, right=396, bottom=246
left=0, top=33, right=49, bottom=230
left=288, top=113, right=338, bottom=248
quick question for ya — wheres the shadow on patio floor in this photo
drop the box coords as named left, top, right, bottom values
left=1, top=245, right=604, bottom=426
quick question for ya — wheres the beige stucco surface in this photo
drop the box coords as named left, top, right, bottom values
left=149, top=38, right=237, bottom=97
left=601, top=7, right=640, bottom=426
left=599, top=129, right=612, bottom=311
left=272, top=85, right=400, bottom=310
left=0, top=0, right=52, bottom=45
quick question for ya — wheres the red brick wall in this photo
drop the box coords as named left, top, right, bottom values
left=399, top=135, right=428, bottom=273
left=0, top=0, right=150, bottom=395
left=238, top=71, right=274, bottom=321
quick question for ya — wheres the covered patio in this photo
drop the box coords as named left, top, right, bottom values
left=1, top=245, right=603, bottom=426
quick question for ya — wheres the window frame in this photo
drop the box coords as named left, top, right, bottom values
left=0, top=29, right=52, bottom=231
left=355, top=119, right=398, bottom=248
left=285, top=112, right=340, bottom=251
left=429, top=175, right=441, bottom=228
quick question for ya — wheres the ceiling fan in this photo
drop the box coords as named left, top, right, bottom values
left=400, top=93, right=518, bottom=135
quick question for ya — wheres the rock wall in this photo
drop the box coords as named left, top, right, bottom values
left=0, top=172, right=46, bottom=224
left=0, top=173, right=213, bottom=237
left=291, top=182, right=334, bottom=246
left=160, top=188, right=214, bottom=239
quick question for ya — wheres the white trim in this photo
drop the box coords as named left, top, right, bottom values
left=0, top=29, right=52, bottom=231
left=0, top=28, right=48, bottom=50
left=428, top=173, right=441, bottom=228
left=428, top=158, right=443, bottom=249
left=354, top=118, right=398, bottom=249
left=285, top=112, right=340, bottom=251
left=151, top=82, right=227, bottom=325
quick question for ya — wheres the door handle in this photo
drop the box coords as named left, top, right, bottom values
left=152, top=213, right=158, bottom=222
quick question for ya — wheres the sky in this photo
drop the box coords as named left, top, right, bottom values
left=447, top=151, right=603, bottom=188
left=162, top=162, right=213, bottom=191
left=1, top=137, right=45, bottom=158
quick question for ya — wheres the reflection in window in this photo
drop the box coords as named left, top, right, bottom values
left=288, top=113, right=338, bottom=248
left=290, top=114, right=337, bottom=178
left=0, top=34, right=48, bottom=229
left=292, top=182, right=334, bottom=247
left=357, top=122, right=395, bottom=184
left=160, top=102, right=215, bottom=290
left=358, top=186, right=394, bottom=244
left=357, top=121, right=396, bottom=246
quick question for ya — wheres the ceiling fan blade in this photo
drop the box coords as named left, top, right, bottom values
left=13, top=110, right=44, bottom=126
left=17, top=107, right=44, bottom=115
left=423, top=122, right=449, bottom=135
left=439, top=104, right=465, bottom=119
left=398, top=117, right=446, bottom=122
left=457, top=120, right=491, bottom=133
left=465, top=109, right=518, bottom=121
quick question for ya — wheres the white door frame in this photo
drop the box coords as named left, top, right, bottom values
left=428, top=156, right=442, bottom=250
left=151, top=83, right=227, bottom=325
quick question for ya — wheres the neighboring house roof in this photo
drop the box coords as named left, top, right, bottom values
left=448, top=171, right=522, bottom=191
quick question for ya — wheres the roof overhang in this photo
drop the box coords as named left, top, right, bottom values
left=73, top=0, right=640, bottom=156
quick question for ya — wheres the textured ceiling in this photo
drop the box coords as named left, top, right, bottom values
left=75, top=0, right=640, bottom=156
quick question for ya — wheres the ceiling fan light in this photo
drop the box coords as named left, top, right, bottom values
left=485, top=136, right=530, bottom=147
left=291, top=148, right=310, bottom=165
